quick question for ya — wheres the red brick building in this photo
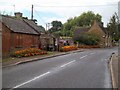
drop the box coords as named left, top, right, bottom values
left=1, top=13, right=42, bottom=58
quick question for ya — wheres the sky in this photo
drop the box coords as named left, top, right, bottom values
left=0, top=0, right=119, bottom=28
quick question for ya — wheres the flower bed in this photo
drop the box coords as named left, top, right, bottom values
left=61, top=45, right=78, bottom=52
left=14, top=48, right=47, bottom=57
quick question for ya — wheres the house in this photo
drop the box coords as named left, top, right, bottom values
left=88, top=20, right=112, bottom=47
left=74, top=21, right=112, bottom=47
left=1, top=12, right=42, bottom=58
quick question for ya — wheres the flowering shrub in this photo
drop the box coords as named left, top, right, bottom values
left=14, top=48, right=47, bottom=57
left=61, top=45, right=78, bottom=52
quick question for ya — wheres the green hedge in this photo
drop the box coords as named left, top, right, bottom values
left=73, top=33, right=100, bottom=45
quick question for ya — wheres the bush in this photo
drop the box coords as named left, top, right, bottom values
left=13, top=48, right=47, bottom=57
left=60, top=45, right=77, bottom=52
left=73, top=33, right=100, bottom=45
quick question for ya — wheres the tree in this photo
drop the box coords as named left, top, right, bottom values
left=63, top=11, right=102, bottom=36
left=107, top=13, right=119, bottom=41
left=38, top=25, right=45, bottom=32
left=49, top=21, right=63, bottom=33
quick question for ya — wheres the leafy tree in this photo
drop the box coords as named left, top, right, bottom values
left=49, top=21, right=63, bottom=33
left=107, top=13, right=119, bottom=41
left=38, top=25, right=45, bottom=32
left=63, top=11, right=102, bottom=36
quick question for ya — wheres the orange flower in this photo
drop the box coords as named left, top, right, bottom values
left=14, top=48, right=47, bottom=57
left=61, top=45, right=77, bottom=52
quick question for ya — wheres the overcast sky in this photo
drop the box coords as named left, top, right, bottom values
left=0, top=0, right=119, bottom=28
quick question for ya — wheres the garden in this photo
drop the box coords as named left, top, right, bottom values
left=13, top=48, right=47, bottom=58
left=60, top=45, right=78, bottom=52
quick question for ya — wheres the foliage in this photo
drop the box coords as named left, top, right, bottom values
left=13, top=48, right=47, bottom=57
left=51, top=21, right=63, bottom=28
left=107, top=13, right=120, bottom=41
left=60, top=46, right=78, bottom=52
left=49, top=20, right=63, bottom=33
left=73, top=33, right=100, bottom=45
left=79, top=45, right=100, bottom=48
left=63, top=11, right=102, bottom=36
left=38, top=25, right=45, bottom=32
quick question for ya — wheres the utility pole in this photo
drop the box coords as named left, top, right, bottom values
left=46, top=23, right=51, bottom=31
left=31, top=4, right=33, bottom=20
left=46, top=23, right=48, bottom=31
left=13, top=5, right=15, bottom=14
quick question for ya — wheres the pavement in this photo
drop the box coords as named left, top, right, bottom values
left=2, top=49, right=85, bottom=68
left=109, top=53, right=119, bottom=89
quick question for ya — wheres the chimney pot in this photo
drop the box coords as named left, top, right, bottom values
left=14, top=12, right=23, bottom=18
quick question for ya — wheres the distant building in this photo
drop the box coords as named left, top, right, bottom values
left=88, top=20, right=112, bottom=47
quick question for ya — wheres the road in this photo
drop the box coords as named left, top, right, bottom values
left=2, top=47, right=118, bottom=89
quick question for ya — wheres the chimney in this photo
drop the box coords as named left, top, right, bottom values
left=99, top=22, right=104, bottom=27
left=14, top=12, right=23, bottom=18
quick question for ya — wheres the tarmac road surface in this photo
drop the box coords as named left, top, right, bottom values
left=2, top=47, right=118, bottom=89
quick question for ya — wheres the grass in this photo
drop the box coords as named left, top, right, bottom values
left=0, top=59, right=2, bottom=63
left=2, top=51, right=61, bottom=66
left=2, top=57, right=17, bottom=63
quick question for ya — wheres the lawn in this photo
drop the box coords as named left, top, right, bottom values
left=2, top=51, right=61, bottom=67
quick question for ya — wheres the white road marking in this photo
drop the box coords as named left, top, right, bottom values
left=60, top=60, right=76, bottom=68
left=90, top=53, right=94, bottom=55
left=104, top=59, right=108, bottom=61
left=12, top=72, right=50, bottom=89
left=80, top=55, right=88, bottom=59
left=12, top=60, right=76, bottom=89
left=101, top=59, right=108, bottom=62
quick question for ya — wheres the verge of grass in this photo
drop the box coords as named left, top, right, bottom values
left=2, top=51, right=61, bottom=66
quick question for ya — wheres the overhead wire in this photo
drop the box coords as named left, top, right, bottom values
left=34, top=3, right=117, bottom=8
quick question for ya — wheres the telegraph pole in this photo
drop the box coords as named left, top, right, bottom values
left=13, top=5, right=15, bottom=13
left=46, top=23, right=51, bottom=31
left=46, top=23, right=48, bottom=31
left=31, top=4, right=33, bottom=20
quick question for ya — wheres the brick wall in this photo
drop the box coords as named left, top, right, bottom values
left=12, top=33, right=39, bottom=49
left=2, top=23, right=11, bottom=57
left=2, top=23, right=40, bottom=58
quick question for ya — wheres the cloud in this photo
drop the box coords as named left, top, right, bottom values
left=0, top=0, right=119, bottom=27
left=34, top=4, right=118, bottom=26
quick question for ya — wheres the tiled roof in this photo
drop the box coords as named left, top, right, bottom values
left=1, top=15, right=41, bottom=35
left=97, top=22, right=107, bottom=34
left=23, top=19, right=42, bottom=34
